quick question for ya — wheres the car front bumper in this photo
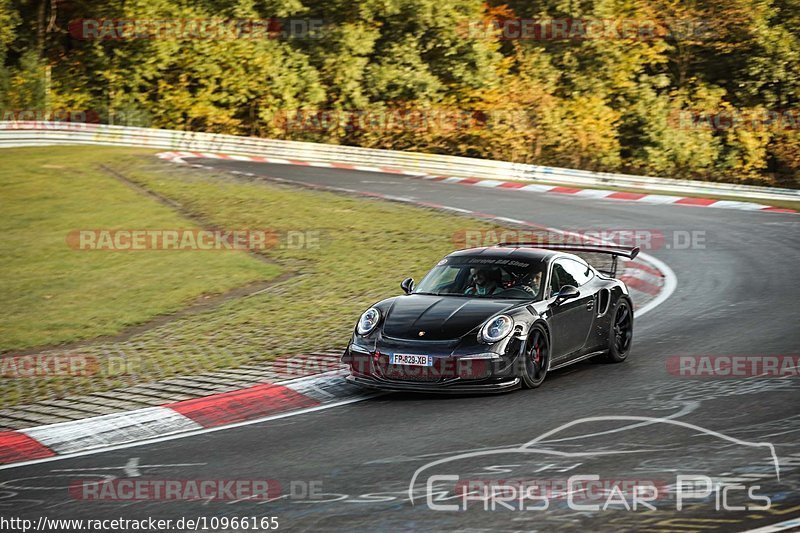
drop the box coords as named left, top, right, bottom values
left=345, top=374, right=521, bottom=394
left=342, top=334, right=523, bottom=394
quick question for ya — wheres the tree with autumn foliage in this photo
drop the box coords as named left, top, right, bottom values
left=1, top=0, right=797, bottom=186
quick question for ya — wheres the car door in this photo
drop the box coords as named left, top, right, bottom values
left=548, top=258, right=596, bottom=359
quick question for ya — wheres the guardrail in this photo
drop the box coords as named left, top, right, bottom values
left=1, top=122, right=797, bottom=202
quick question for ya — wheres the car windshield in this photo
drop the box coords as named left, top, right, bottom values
left=414, top=256, right=545, bottom=300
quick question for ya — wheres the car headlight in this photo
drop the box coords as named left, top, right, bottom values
left=479, top=315, right=513, bottom=344
left=356, top=307, right=381, bottom=335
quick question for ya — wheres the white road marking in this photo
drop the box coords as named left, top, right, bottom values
left=124, top=457, right=140, bottom=477
left=438, top=206, right=471, bottom=213
left=49, top=459, right=205, bottom=475
left=494, top=216, right=525, bottom=224
left=634, top=252, right=677, bottom=318
left=741, top=517, right=800, bottom=533
left=383, top=195, right=414, bottom=203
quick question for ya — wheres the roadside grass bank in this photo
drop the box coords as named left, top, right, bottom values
left=0, top=146, right=280, bottom=352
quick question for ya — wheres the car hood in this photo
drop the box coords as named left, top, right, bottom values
left=381, top=294, right=519, bottom=341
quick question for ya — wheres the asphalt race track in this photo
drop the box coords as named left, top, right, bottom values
left=2, top=160, right=799, bottom=532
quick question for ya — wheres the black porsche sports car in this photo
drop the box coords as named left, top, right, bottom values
left=342, top=243, right=639, bottom=393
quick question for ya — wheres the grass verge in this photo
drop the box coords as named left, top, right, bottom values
left=0, top=147, right=280, bottom=351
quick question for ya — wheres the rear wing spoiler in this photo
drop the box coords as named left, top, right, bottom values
left=494, top=242, right=640, bottom=277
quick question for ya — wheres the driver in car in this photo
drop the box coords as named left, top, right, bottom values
left=465, top=267, right=501, bottom=296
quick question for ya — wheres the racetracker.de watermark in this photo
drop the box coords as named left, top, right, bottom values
left=453, top=229, right=706, bottom=251
left=66, top=229, right=321, bottom=251
left=272, top=108, right=531, bottom=133
left=1, top=354, right=142, bottom=378
left=666, top=355, right=800, bottom=378
left=668, top=109, right=799, bottom=131
left=68, top=18, right=326, bottom=40
left=347, top=353, right=492, bottom=381
left=271, top=355, right=343, bottom=379
left=69, top=478, right=281, bottom=501
left=0, top=110, right=100, bottom=131
left=458, top=18, right=715, bottom=41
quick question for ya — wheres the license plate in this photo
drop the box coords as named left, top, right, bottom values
left=390, top=353, right=433, bottom=366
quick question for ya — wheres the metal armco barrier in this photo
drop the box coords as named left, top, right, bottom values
left=1, top=122, right=797, bottom=202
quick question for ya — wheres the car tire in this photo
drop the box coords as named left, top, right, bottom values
left=521, top=324, right=550, bottom=388
left=601, top=298, right=633, bottom=363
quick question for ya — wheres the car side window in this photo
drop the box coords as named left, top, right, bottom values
left=558, top=258, right=594, bottom=287
left=549, top=265, right=561, bottom=295
left=552, top=262, right=578, bottom=292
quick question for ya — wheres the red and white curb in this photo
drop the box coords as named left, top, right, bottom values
left=156, top=151, right=797, bottom=214
left=0, top=370, right=364, bottom=467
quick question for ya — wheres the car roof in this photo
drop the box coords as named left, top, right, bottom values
left=447, top=246, right=563, bottom=262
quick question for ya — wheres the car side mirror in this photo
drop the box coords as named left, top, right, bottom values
left=554, top=285, right=579, bottom=304
left=401, top=277, right=415, bottom=294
